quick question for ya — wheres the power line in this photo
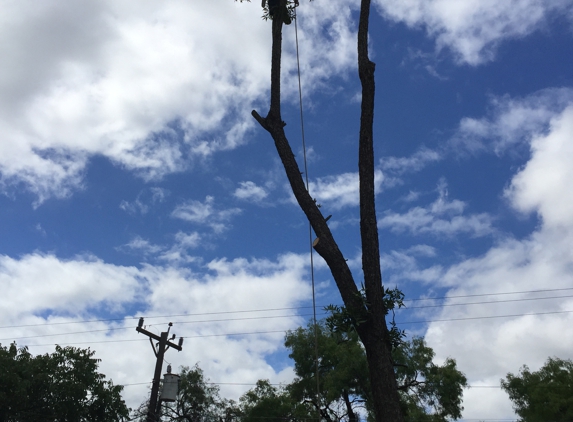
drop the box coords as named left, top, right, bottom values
left=17, top=330, right=291, bottom=346
left=170, top=312, right=323, bottom=325
left=0, top=326, right=131, bottom=341
left=402, top=294, right=573, bottom=310
left=0, top=306, right=318, bottom=329
left=26, top=338, right=147, bottom=346
left=405, top=287, right=573, bottom=302
left=2, top=287, right=571, bottom=331
left=1, top=313, right=328, bottom=341
left=398, top=309, right=573, bottom=325
left=15, top=309, right=573, bottom=346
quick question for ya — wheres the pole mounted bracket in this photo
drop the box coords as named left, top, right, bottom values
left=136, top=326, right=183, bottom=352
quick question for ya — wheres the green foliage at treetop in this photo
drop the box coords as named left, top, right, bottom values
left=501, top=357, right=573, bottom=422
left=140, top=318, right=467, bottom=422
left=132, top=364, right=234, bottom=422
left=239, top=379, right=314, bottom=422
left=284, top=320, right=467, bottom=422
left=394, top=337, right=468, bottom=421
left=0, top=343, right=129, bottom=422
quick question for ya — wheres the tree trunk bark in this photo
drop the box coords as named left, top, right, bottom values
left=342, top=390, right=358, bottom=422
left=251, top=1, right=404, bottom=420
left=355, top=0, right=404, bottom=420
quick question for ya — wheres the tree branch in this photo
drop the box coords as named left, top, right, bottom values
left=357, top=0, right=385, bottom=324
left=252, top=1, right=405, bottom=420
left=252, top=1, right=367, bottom=324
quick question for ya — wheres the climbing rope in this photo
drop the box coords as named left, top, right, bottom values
left=293, top=4, right=321, bottom=419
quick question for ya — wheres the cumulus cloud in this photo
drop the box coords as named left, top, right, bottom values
left=0, top=253, right=141, bottom=317
left=376, top=88, right=573, bottom=177
left=380, top=147, right=446, bottom=181
left=411, top=105, right=573, bottom=420
left=172, top=196, right=241, bottom=233
left=234, top=181, right=268, bottom=202
left=118, top=236, right=164, bottom=255
left=0, top=0, right=364, bottom=203
left=380, top=147, right=442, bottom=175
left=506, top=106, right=573, bottom=227
left=0, top=252, right=312, bottom=408
left=375, top=0, right=573, bottom=65
left=380, top=246, right=443, bottom=287
left=453, top=87, right=573, bottom=154
left=118, top=232, right=202, bottom=264
left=379, top=182, right=493, bottom=237
left=279, top=0, right=361, bottom=102
left=424, top=235, right=573, bottom=419
left=159, top=232, right=203, bottom=264
left=307, top=170, right=384, bottom=210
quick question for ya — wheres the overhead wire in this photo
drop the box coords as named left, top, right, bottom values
left=405, top=287, right=573, bottom=301
left=0, top=305, right=320, bottom=329
left=1, top=287, right=572, bottom=331
left=400, top=293, right=573, bottom=310
left=293, top=3, right=321, bottom=418
left=13, top=308, right=573, bottom=345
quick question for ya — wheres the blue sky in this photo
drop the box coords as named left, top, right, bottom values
left=1, top=0, right=573, bottom=419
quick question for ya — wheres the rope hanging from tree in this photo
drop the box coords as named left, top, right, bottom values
left=256, top=0, right=321, bottom=415
left=292, top=3, right=322, bottom=419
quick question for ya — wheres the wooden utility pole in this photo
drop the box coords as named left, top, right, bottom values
left=136, top=318, right=183, bottom=422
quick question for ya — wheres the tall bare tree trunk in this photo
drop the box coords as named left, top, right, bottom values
left=252, top=1, right=404, bottom=420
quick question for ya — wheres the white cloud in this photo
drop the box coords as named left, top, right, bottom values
left=0, top=0, right=363, bottom=202
left=0, top=252, right=312, bottom=409
left=159, top=232, right=203, bottom=264
left=234, top=181, right=268, bottom=202
left=0, top=253, right=141, bottom=317
left=400, top=190, right=421, bottom=203
left=119, top=199, right=148, bottom=215
left=120, top=187, right=168, bottom=215
left=380, top=246, right=443, bottom=286
left=379, top=182, right=493, bottom=237
left=506, top=106, right=573, bottom=228
left=307, top=170, right=384, bottom=210
left=150, top=187, right=168, bottom=203
left=380, top=147, right=442, bottom=175
left=119, top=236, right=164, bottom=255
left=453, top=87, right=573, bottom=154
left=118, top=231, right=202, bottom=264
left=375, top=0, right=573, bottom=65
left=134, top=253, right=311, bottom=404
left=378, top=88, right=573, bottom=176
left=409, top=105, right=573, bottom=420
left=404, top=244, right=437, bottom=258
left=172, top=196, right=241, bottom=233
left=173, top=231, right=202, bottom=249
left=280, top=0, right=361, bottom=100
left=424, top=234, right=573, bottom=419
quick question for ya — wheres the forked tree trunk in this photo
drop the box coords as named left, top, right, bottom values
left=251, top=1, right=404, bottom=420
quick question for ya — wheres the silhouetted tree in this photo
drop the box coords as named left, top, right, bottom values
left=502, top=357, right=573, bottom=422
left=250, top=0, right=405, bottom=420
left=285, top=321, right=467, bottom=421
left=0, top=343, right=129, bottom=422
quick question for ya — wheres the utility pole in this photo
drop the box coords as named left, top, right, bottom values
left=136, top=318, right=183, bottom=422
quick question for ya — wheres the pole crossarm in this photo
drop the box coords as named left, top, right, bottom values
left=135, top=320, right=183, bottom=422
left=136, top=327, right=183, bottom=351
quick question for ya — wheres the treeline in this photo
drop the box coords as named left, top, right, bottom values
left=0, top=343, right=129, bottom=421
left=2, top=319, right=572, bottom=421
left=132, top=319, right=468, bottom=422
